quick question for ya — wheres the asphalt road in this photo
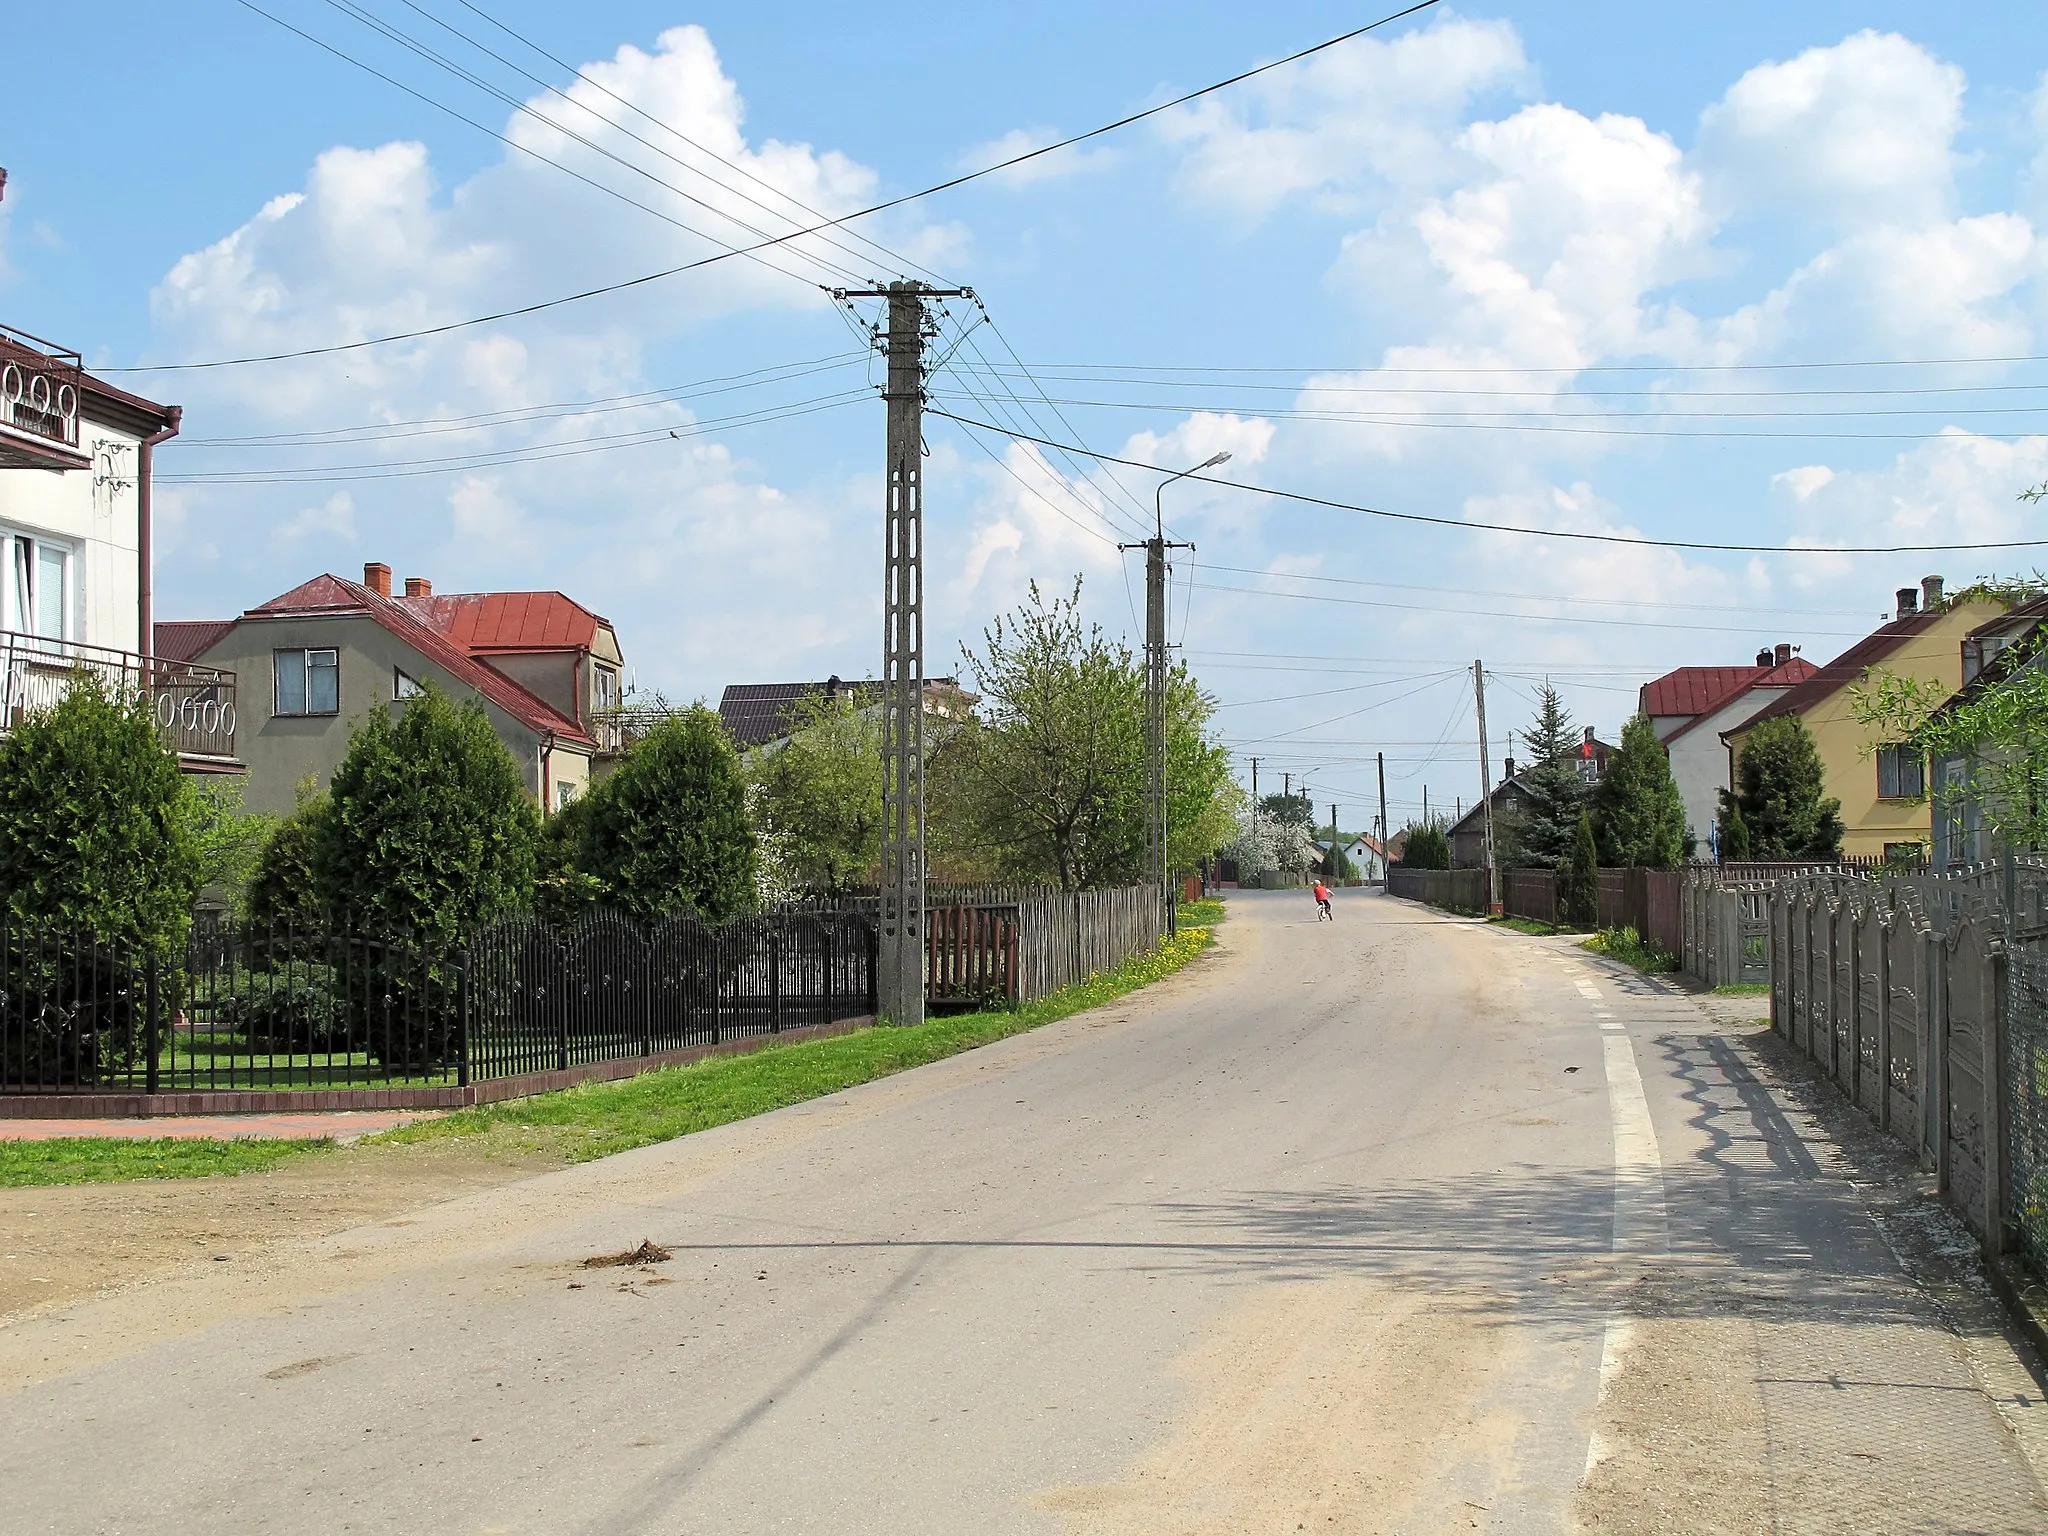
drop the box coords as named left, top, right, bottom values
left=4, top=889, right=2045, bottom=1533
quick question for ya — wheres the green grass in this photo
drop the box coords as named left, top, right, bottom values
left=377, top=926, right=1216, bottom=1164
left=1712, top=982, right=1771, bottom=995
left=1488, top=914, right=1587, bottom=937
left=0, top=1135, right=332, bottom=1187
left=1580, top=925, right=1680, bottom=975
left=1176, top=897, right=1227, bottom=927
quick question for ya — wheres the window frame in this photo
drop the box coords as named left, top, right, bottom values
left=2, top=529, right=75, bottom=642
left=394, top=666, right=423, bottom=700
left=1876, top=744, right=1926, bottom=801
left=273, top=647, right=342, bottom=718
left=592, top=664, right=618, bottom=714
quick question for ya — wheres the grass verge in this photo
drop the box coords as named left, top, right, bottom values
left=375, top=926, right=1214, bottom=1164
left=1488, top=914, right=1591, bottom=938
left=1580, top=925, right=1680, bottom=975
left=1712, top=982, right=1770, bottom=996
left=1176, top=897, right=1227, bottom=927
left=0, top=1136, right=332, bottom=1188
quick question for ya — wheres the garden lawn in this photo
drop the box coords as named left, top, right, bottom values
left=378, top=925, right=1214, bottom=1164
left=0, top=1136, right=331, bottom=1187
left=0, top=926, right=1214, bottom=1188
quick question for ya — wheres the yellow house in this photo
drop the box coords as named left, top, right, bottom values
left=1721, top=576, right=2007, bottom=859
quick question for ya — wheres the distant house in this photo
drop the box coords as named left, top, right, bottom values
left=161, top=562, right=623, bottom=815
left=1722, top=577, right=2006, bottom=862
left=1446, top=729, right=1618, bottom=868
left=1929, top=596, right=2048, bottom=870
left=0, top=322, right=239, bottom=771
left=1640, top=644, right=1818, bottom=851
left=718, top=675, right=973, bottom=751
left=1316, top=835, right=1383, bottom=879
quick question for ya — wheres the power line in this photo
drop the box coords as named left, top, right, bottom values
left=1194, top=562, right=1870, bottom=617
left=928, top=409, right=2048, bottom=554
left=107, top=1, right=1443, bottom=372
left=973, top=352, right=2048, bottom=377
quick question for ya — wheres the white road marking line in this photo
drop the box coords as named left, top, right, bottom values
left=1583, top=1025, right=1669, bottom=1483
left=1574, top=981, right=1603, bottom=1000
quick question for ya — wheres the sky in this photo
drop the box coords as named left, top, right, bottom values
left=5, top=1, right=2048, bottom=832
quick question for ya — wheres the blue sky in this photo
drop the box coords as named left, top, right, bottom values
left=6, top=2, right=2048, bottom=829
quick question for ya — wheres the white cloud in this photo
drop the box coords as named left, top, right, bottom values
left=1697, top=31, right=1964, bottom=230
left=270, top=491, right=357, bottom=551
left=144, top=25, right=962, bottom=695
left=1773, top=465, right=1835, bottom=501
left=1159, top=14, right=1529, bottom=221
left=1775, top=431, right=2048, bottom=571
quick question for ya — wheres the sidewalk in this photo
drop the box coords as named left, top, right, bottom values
left=0, top=1110, right=438, bottom=1143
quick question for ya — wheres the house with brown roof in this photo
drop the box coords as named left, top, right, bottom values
left=158, top=562, right=622, bottom=815
left=717, top=675, right=972, bottom=751
left=1721, top=577, right=2006, bottom=861
left=1639, top=643, right=1818, bottom=851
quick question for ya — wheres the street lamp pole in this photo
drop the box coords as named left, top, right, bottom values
left=1125, top=451, right=1230, bottom=932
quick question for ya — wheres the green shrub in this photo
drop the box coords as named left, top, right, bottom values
left=0, top=673, right=201, bottom=1083
left=247, top=788, right=331, bottom=928
left=210, top=963, right=352, bottom=1053
left=576, top=706, right=757, bottom=922
left=314, top=685, right=538, bottom=943
left=1556, top=811, right=1599, bottom=928
left=1399, top=822, right=1452, bottom=870
left=1582, top=925, right=1678, bottom=974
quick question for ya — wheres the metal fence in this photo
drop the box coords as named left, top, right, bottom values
left=1756, top=859, right=2048, bottom=1280
left=0, top=908, right=876, bottom=1095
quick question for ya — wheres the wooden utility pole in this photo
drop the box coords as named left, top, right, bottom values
left=1123, top=456, right=1214, bottom=934
left=1474, top=659, right=1500, bottom=914
left=836, top=280, right=970, bottom=1026
left=1377, top=750, right=1389, bottom=882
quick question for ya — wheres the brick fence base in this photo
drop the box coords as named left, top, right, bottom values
left=0, top=1016, right=875, bottom=1119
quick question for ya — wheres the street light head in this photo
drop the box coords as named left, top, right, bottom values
left=1201, top=451, right=1232, bottom=469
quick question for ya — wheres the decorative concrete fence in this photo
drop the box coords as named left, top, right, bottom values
left=1760, top=862, right=2048, bottom=1278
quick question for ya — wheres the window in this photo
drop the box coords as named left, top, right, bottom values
left=1877, top=744, right=1926, bottom=800
left=394, top=667, right=423, bottom=700
left=556, top=781, right=578, bottom=810
left=5, top=533, right=71, bottom=642
left=593, top=665, right=618, bottom=713
left=274, top=649, right=340, bottom=716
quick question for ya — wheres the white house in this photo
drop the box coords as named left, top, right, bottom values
left=0, top=322, right=234, bottom=768
left=1640, top=647, right=1816, bottom=850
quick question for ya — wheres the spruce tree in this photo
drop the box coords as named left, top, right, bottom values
left=1716, top=797, right=1751, bottom=862
left=1591, top=714, right=1686, bottom=870
left=1506, top=685, right=1588, bottom=869
left=1730, top=715, right=1844, bottom=860
left=1558, top=810, right=1600, bottom=928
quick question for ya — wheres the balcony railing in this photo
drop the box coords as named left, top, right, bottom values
left=0, top=633, right=238, bottom=763
left=0, top=325, right=85, bottom=468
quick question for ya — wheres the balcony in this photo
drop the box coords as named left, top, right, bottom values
left=0, top=325, right=88, bottom=472
left=0, top=632, right=240, bottom=767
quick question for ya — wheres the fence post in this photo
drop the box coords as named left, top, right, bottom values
left=556, top=961, right=570, bottom=1073
left=457, top=951, right=471, bottom=1089
left=865, top=922, right=879, bottom=1019
left=144, top=949, right=160, bottom=1096
left=770, top=929, right=783, bottom=1035
left=824, top=926, right=836, bottom=1024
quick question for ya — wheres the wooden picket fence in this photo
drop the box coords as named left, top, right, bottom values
left=923, top=885, right=1168, bottom=1008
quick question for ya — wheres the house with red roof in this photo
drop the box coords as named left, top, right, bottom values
left=157, top=562, right=623, bottom=815
left=1638, top=642, right=1818, bottom=851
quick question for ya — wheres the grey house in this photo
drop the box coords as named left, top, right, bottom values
left=158, top=562, right=622, bottom=816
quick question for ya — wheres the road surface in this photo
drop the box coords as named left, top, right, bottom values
left=3, top=889, right=2044, bottom=1533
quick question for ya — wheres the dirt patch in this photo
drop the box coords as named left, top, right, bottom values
left=0, top=1137, right=556, bottom=1323
left=582, top=1239, right=672, bottom=1269
left=1037, top=1278, right=1518, bottom=1534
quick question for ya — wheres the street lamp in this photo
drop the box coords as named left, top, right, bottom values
left=1144, top=449, right=1231, bottom=930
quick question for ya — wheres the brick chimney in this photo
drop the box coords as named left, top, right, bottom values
left=404, top=576, right=432, bottom=598
left=364, top=562, right=392, bottom=597
left=1774, top=642, right=1792, bottom=667
left=1755, top=647, right=1773, bottom=667
left=1896, top=586, right=1918, bottom=621
left=1922, top=574, right=1944, bottom=610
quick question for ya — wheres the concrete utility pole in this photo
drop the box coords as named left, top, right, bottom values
left=1124, top=452, right=1224, bottom=932
left=1377, top=750, right=1389, bottom=881
left=1474, top=659, right=1500, bottom=915
left=836, top=280, right=971, bottom=1027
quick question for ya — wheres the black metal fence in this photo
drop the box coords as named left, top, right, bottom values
left=0, top=908, right=876, bottom=1095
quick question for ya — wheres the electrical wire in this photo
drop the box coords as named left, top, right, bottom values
left=109, top=1, right=1445, bottom=371
left=1191, top=563, right=1870, bottom=617
left=926, top=408, right=2048, bottom=554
